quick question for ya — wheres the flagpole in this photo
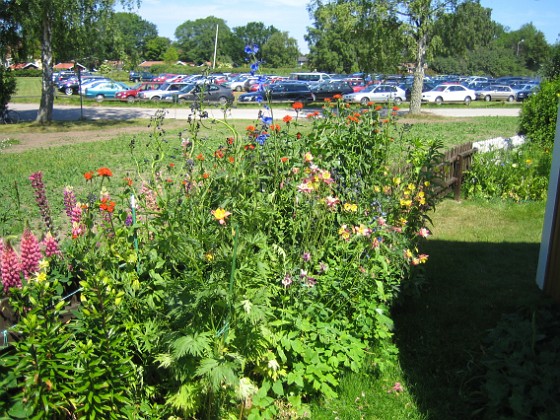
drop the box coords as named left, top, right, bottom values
left=213, top=24, right=218, bottom=70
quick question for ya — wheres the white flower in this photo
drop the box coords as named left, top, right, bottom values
left=268, top=359, right=280, bottom=372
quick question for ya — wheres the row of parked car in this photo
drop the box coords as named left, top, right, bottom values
left=52, top=69, right=540, bottom=106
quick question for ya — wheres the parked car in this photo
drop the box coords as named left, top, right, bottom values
left=238, top=83, right=315, bottom=104
left=516, top=85, right=540, bottom=102
left=475, top=85, right=518, bottom=102
left=137, top=82, right=191, bottom=101
left=57, top=75, right=110, bottom=95
left=342, top=84, right=407, bottom=105
left=309, top=81, right=354, bottom=101
left=129, top=71, right=155, bottom=82
left=161, top=83, right=234, bottom=105
left=115, top=81, right=163, bottom=102
left=421, top=84, right=475, bottom=105
left=84, top=81, right=130, bottom=101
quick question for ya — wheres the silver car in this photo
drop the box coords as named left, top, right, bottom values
left=475, top=85, right=518, bottom=102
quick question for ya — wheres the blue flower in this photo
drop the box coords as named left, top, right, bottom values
left=245, top=44, right=259, bottom=55
left=256, top=134, right=269, bottom=145
left=261, top=116, right=273, bottom=126
left=250, top=62, right=260, bottom=75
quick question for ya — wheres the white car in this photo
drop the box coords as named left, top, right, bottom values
left=421, top=84, right=476, bottom=105
left=342, top=84, right=407, bottom=105
left=137, top=82, right=190, bottom=101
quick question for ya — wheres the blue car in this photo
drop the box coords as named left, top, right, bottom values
left=84, top=81, right=130, bottom=101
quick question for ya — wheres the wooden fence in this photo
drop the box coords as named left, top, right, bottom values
left=432, top=141, right=477, bottom=200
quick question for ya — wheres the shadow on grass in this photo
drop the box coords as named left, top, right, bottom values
left=392, top=239, right=555, bottom=419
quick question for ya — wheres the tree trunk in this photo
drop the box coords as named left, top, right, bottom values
left=409, top=33, right=428, bottom=115
left=37, top=9, right=53, bottom=124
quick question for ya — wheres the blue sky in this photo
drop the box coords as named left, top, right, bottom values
left=128, top=0, right=560, bottom=54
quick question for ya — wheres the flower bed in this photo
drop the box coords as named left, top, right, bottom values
left=0, top=97, right=442, bottom=418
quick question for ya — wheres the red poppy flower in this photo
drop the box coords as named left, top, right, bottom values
left=228, top=156, right=235, bottom=163
left=84, top=171, right=94, bottom=181
left=124, top=177, right=133, bottom=186
left=283, top=115, right=293, bottom=123
left=99, top=197, right=115, bottom=213
left=168, top=162, right=175, bottom=168
left=214, top=149, right=224, bottom=159
left=97, top=167, right=113, bottom=177
left=227, top=137, right=234, bottom=145
left=296, top=132, right=302, bottom=139
left=196, top=153, right=205, bottom=161
left=246, top=125, right=256, bottom=132
left=281, top=157, right=289, bottom=163
left=202, top=172, right=209, bottom=179
left=292, top=102, right=303, bottom=110
left=332, top=94, right=342, bottom=100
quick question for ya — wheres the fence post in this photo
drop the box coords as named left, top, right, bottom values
left=454, top=154, right=463, bottom=201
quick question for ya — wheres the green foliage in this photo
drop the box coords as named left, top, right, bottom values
left=542, top=43, right=560, bottom=80
left=468, top=305, right=560, bottom=419
left=519, top=78, right=560, bottom=147
left=1, top=100, right=442, bottom=417
left=463, top=143, right=551, bottom=201
left=0, top=67, right=17, bottom=110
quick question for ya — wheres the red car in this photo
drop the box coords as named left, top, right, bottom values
left=115, top=82, right=163, bottom=103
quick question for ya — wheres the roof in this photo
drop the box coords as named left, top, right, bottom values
left=53, top=62, right=86, bottom=70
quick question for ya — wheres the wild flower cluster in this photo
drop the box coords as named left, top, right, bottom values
left=0, top=94, right=442, bottom=418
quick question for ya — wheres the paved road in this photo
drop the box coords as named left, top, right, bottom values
left=9, top=102, right=520, bottom=122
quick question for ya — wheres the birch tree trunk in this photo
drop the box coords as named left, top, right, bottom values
left=36, top=8, right=54, bottom=124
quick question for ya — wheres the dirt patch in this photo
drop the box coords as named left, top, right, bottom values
left=2, top=120, right=187, bottom=154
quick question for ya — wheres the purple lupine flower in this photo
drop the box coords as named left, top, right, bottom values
left=1, top=241, right=22, bottom=294
left=29, top=172, right=54, bottom=232
left=63, top=186, right=77, bottom=218
left=20, top=228, right=41, bottom=279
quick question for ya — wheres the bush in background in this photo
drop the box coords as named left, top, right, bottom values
left=519, top=78, right=560, bottom=148
left=0, top=67, right=17, bottom=109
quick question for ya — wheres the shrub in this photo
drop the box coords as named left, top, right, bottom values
left=463, top=142, right=551, bottom=201
left=518, top=78, right=560, bottom=148
left=0, top=66, right=17, bottom=110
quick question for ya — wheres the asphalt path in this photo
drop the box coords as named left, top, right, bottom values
left=8, top=102, right=520, bottom=122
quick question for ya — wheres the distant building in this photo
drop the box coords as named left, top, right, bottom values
left=53, top=62, right=86, bottom=71
left=9, top=62, right=40, bottom=70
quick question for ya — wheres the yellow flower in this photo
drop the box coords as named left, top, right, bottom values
left=393, top=177, right=401, bottom=186
left=38, top=259, right=49, bottom=271
left=211, top=208, right=231, bottom=225
left=400, top=199, right=413, bottom=207
left=204, top=252, right=214, bottom=262
left=374, top=185, right=381, bottom=193
left=407, top=183, right=416, bottom=191
left=36, top=271, right=47, bottom=283
left=343, top=203, right=358, bottom=212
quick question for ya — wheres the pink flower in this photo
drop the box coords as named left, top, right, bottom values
left=418, top=227, right=431, bottom=238
left=42, top=232, right=62, bottom=258
left=302, top=252, right=311, bottom=262
left=20, top=229, right=42, bottom=279
left=29, top=172, right=54, bottom=232
left=388, top=382, right=404, bottom=393
left=1, top=241, right=22, bottom=293
left=282, top=274, right=293, bottom=287
left=63, top=186, right=77, bottom=218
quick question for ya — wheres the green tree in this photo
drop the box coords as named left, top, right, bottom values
left=175, top=16, right=234, bottom=65
left=307, top=0, right=406, bottom=74
left=106, top=12, right=158, bottom=67
left=145, top=36, right=171, bottom=61
left=232, top=22, right=280, bottom=64
left=384, top=0, right=462, bottom=114
left=8, top=0, right=138, bottom=124
left=163, top=45, right=179, bottom=64
left=261, top=31, right=300, bottom=68
left=434, top=0, right=499, bottom=58
left=542, top=43, right=560, bottom=80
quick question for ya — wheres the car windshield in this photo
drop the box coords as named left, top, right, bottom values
left=179, top=83, right=196, bottom=93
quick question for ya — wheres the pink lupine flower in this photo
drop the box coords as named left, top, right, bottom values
left=63, top=186, right=77, bottom=218
left=29, top=172, right=54, bottom=232
left=1, top=242, right=22, bottom=293
left=42, top=232, right=62, bottom=258
left=20, top=229, right=41, bottom=279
